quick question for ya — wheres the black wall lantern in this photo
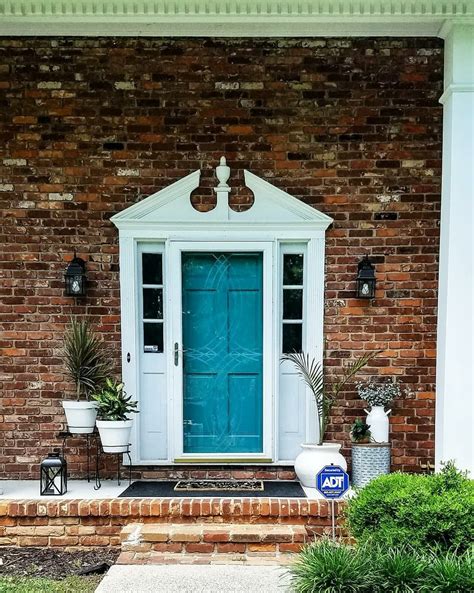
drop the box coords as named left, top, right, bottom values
left=356, top=255, right=376, bottom=299
left=64, top=252, right=86, bottom=297
left=40, top=451, right=67, bottom=496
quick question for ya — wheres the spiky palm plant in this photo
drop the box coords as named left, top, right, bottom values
left=281, top=351, right=380, bottom=445
left=63, top=318, right=109, bottom=400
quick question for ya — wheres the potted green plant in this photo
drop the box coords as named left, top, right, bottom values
left=281, top=351, right=380, bottom=488
left=350, top=418, right=372, bottom=444
left=62, top=319, right=108, bottom=434
left=92, top=378, right=138, bottom=452
left=350, top=417, right=391, bottom=488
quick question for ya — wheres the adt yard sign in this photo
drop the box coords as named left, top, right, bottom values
left=316, top=465, right=349, bottom=500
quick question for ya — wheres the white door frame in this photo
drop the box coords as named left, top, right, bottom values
left=168, top=240, right=274, bottom=463
left=111, top=161, right=333, bottom=465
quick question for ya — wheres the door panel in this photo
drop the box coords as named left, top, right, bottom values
left=182, top=252, right=263, bottom=454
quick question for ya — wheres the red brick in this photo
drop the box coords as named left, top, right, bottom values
left=185, top=543, right=214, bottom=554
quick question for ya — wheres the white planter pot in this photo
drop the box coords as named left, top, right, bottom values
left=294, top=443, right=347, bottom=488
left=365, top=405, right=391, bottom=443
left=62, top=401, right=97, bottom=434
left=96, top=420, right=133, bottom=453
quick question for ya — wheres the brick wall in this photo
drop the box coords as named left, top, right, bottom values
left=0, top=498, right=342, bottom=548
left=0, top=37, right=442, bottom=478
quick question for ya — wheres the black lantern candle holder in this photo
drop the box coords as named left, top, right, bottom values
left=356, top=255, right=376, bottom=299
left=40, top=451, right=67, bottom=496
left=64, top=252, right=86, bottom=297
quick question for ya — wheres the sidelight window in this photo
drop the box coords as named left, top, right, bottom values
left=141, top=252, right=164, bottom=353
left=281, top=252, right=304, bottom=353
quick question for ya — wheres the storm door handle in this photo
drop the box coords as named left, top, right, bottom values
left=174, top=342, right=179, bottom=366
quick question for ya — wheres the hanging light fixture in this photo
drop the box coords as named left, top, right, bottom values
left=356, top=255, right=376, bottom=299
left=64, top=252, right=86, bottom=297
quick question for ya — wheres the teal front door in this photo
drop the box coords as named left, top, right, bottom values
left=182, top=252, right=263, bottom=454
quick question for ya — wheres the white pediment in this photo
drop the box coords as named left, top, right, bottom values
left=111, top=158, right=333, bottom=231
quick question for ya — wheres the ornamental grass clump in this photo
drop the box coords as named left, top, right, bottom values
left=425, top=549, right=474, bottom=592
left=290, top=541, right=474, bottom=593
left=290, top=540, right=373, bottom=593
left=356, top=379, right=401, bottom=407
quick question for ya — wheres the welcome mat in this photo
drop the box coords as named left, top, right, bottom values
left=119, top=480, right=306, bottom=498
left=174, top=479, right=264, bottom=492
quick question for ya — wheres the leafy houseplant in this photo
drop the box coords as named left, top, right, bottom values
left=281, top=350, right=380, bottom=488
left=92, top=378, right=138, bottom=452
left=61, top=319, right=108, bottom=434
left=350, top=419, right=372, bottom=444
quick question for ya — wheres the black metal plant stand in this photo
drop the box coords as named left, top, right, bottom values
left=94, top=444, right=132, bottom=491
left=58, top=428, right=100, bottom=483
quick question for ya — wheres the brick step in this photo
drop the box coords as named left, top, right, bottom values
left=120, top=523, right=311, bottom=559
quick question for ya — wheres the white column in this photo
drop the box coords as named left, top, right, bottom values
left=436, top=22, right=474, bottom=474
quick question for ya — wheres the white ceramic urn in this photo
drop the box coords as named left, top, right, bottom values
left=365, top=405, right=391, bottom=442
left=294, top=443, right=347, bottom=488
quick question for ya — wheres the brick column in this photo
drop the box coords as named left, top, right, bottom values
left=436, top=22, right=474, bottom=474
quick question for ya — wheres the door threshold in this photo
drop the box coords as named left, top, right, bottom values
left=173, top=458, right=274, bottom=464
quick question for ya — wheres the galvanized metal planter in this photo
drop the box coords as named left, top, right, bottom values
left=351, top=443, right=391, bottom=488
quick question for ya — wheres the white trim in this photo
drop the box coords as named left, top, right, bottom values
left=113, top=160, right=332, bottom=465
left=440, top=83, right=474, bottom=104
left=0, top=2, right=472, bottom=37
left=435, top=23, right=474, bottom=475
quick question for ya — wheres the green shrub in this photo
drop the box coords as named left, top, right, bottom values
left=289, top=540, right=373, bottom=593
left=345, top=463, right=474, bottom=553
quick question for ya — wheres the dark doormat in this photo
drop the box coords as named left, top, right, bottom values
left=119, top=480, right=306, bottom=498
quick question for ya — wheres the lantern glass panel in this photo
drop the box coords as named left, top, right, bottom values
left=357, top=278, right=375, bottom=299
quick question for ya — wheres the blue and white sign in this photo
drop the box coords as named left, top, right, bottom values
left=316, top=465, right=349, bottom=499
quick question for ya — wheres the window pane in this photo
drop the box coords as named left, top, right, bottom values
left=143, top=288, right=163, bottom=319
left=142, top=253, right=162, bottom=285
left=282, top=324, right=302, bottom=353
left=283, top=254, right=303, bottom=285
left=283, top=289, right=303, bottom=320
left=144, top=323, right=163, bottom=353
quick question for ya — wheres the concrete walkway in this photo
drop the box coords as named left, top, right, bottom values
left=96, top=564, right=292, bottom=592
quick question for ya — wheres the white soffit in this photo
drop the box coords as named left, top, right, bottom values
left=0, top=1, right=473, bottom=37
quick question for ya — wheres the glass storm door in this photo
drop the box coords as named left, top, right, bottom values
left=182, top=252, right=263, bottom=454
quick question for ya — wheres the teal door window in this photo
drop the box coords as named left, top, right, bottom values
left=182, top=252, right=263, bottom=454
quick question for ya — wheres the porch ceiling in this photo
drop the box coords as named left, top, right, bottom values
left=0, top=1, right=472, bottom=37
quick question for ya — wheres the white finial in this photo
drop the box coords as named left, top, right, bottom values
left=215, top=156, right=230, bottom=191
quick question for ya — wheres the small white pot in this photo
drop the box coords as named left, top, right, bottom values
left=294, top=443, right=347, bottom=488
left=62, top=401, right=97, bottom=434
left=96, top=420, right=133, bottom=453
left=365, top=405, right=391, bottom=443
